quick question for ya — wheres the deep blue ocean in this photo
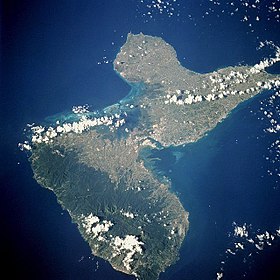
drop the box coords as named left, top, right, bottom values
left=2, top=1, right=280, bottom=279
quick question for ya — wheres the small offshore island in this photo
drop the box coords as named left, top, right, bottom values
left=21, top=33, right=280, bottom=280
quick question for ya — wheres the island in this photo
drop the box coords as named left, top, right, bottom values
left=20, top=33, right=280, bottom=280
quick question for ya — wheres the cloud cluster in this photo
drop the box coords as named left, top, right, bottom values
left=81, top=213, right=113, bottom=241
left=120, top=209, right=135, bottom=219
left=165, top=68, right=279, bottom=109
left=216, top=222, right=280, bottom=279
left=72, top=105, right=89, bottom=114
left=233, top=222, right=249, bottom=238
left=250, top=42, right=280, bottom=74
left=19, top=112, right=126, bottom=150
left=110, top=235, right=144, bottom=272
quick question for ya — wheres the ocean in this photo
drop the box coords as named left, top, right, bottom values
left=157, top=90, right=280, bottom=279
left=2, top=0, right=280, bottom=279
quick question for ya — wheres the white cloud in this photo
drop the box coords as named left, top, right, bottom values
left=110, top=235, right=144, bottom=271
left=81, top=213, right=113, bottom=239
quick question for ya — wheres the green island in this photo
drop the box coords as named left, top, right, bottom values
left=23, top=33, right=280, bottom=280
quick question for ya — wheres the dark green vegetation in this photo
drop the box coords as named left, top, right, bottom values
left=28, top=33, right=280, bottom=279
left=30, top=135, right=188, bottom=280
